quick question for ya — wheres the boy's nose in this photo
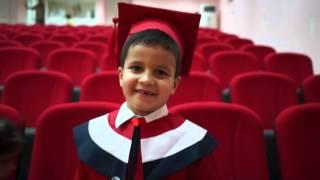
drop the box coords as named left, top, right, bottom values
left=139, top=71, right=155, bottom=85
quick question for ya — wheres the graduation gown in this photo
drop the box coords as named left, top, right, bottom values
left=73, top=104, right=218, bottom=180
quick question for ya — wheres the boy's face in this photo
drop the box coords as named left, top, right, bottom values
left=119, top=44, right=180, bottom=115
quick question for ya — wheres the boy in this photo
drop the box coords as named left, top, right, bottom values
left=73, top=3, right=218, bottom=180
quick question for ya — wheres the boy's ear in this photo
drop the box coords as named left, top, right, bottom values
left=118, top=67, right=123, bottom=87
left=171, top=76, right=181, bottom=95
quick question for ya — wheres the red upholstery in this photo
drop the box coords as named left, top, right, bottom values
left=225, top=38, right=254, bottom=50
left=241, top=45, right=276, bottom=70
left=47, top=48, right=97, bottom=86
left=12, top=33, right=44, bottom=46
left=49, top=34, right=81, bottom=47
left=190, top=52, right=207, bottom=72
left=30, top=40, right=66, bottom=66
left=80, top=71, right=124, bottom=104
left=198, top=42, right=233, bottom=62
left=168, top=72, right=222, bottom=108
left=85, top=35, right=109, bottom=45
left=196, top=36, right=218, bottom=49
left=215, top=33, right=238, bottom=42
left=28, top=102, right=119, bottom=180
left=275, top=103, right=320, bottom=180
left=265, top=52, right=314, bottom=86
left=230, top=72, right=298, bottom=129
left=0, top=40, right=22, bottom=48
left=170, top=102, right=269, bottom=180
left=209, top=51, right=259, bottom=89
left=0, top=47, right=41, bottom=84
left=302, top=75, right=320, bottom=103
left=101, top=51, right=118, bottom=71
left=2, top=71, right=73, bottom=127
left=0, top=33, right=7, bottom=40
left=73, top=41, right=108, bottom=68
left=0, top=104, right=24, bottom=130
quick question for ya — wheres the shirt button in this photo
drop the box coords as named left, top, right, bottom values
left=111, top=176, right=120, bottom=180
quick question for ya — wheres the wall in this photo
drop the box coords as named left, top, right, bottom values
left=220, top=0, right=320, bottom=73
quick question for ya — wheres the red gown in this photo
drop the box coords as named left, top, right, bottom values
left=73, top=104, right=218, bottom=180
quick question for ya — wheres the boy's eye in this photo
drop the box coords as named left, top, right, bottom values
left=128, top=65, right=143, bottom=72
left=155, top=69, right=170, bottom=77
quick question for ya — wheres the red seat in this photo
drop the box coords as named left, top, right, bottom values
left=196, top=36, right=218, bottom=49
left=49, top=34, right=81, bottom=47
left=30, top=40, right=66, bottom=67
left=241, top=45, right=276, bottom=70
left=170, top=102, right=269, bottom=180
left=230, top=72, right=298, bottom=129
left=2, top=71, right=73, bottom=127
left=190, top=52, right=208, bottom=72
left=0, top=104, right=24, bottom=129
left=0, top=40, right=22, bottom=48
left=85, top=35, right=109, bottom=45
left=28, top=102, right=119, bottom=180
left=73, top=41, right=108, bottom=68
left=265, top=52, right=314, bottom=86
left=275, top=103, right=320, bottom=180
left=47, top=48, right=97, bottom=86
left=225, top=38, right=254, bottom=50
left=198, top=42, right=233, bottom=64
left=215, top=33, right=238, bottom=42
left=80, top=71, right=124, bottom=104
left=168, top=72, right=222, bottom=108
left=0, top=47, right=41, bottom=84
left=302, top=75, right=320, bottom=103
left=12, top=33, right=44, bottom=46
left=209, top=51, right=259, bottom=89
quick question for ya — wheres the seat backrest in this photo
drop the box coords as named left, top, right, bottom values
left=49, top=34, right=81, bottom=47
left=265, top=52, right=314, bottom=86
left=12, top=33, right=44, bottom=46
left=241, top=45, right=276, bottom=70
left=226, top=38, right=254, bottom=50
left=85, top=35, right=109, bottom=45
left=215, top=33, right=238, bottom=42
left=47, top=48, right=97, bottom=86
left=190, top=52, right=208, bottom=72
left=209, top=51, right=259, bottom=89
left=275, top=103, right=320, bottom=180
left=0, top=40, right=22, bottom=48
left=73, top=41, right=108, bottom=68
left=2, top=71, right=73, bottom=127
left=30, top=40, right=66, bottom=67
left=230, top=72, right=298, bottom=129
left=28, top=102, right=119, bottom=180
left=80, top=71, right=124, bottom=104
left=0, top=104, right=24, bottom=129
left=198, top=42, right=233, bottom=61
left=170, top=102, right=269, bottom=180
left=168, top=72, right=222, bottom=108
left=0, top=47, right=41, bottom=84
left=302, top=75, right=320, bottom=103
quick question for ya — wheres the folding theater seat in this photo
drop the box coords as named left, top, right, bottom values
left=30, top=40, right=66, bottom=67
left=265, top=52, right=314, bottom=86
left=0, top=47, right=41, bottom=85
left=47, top=48, right=97, bottom=86
left=167, top=72, right=222, bottom=108
left=85, top=34, right=109, bottom=45
left=170, top=102, right=269, bottom=180
left=241, top=45, right=276, bottom=70
left=302, top=75, right=320, bottom=103
left=197, top=42, right=234, bottom=63
left=0, top=40, right=22, bottom=48
left=190, top=52, right=208, bottom=72
left=80, top=71, right=124, bottom=104
left=12, top=33, right=44, bottom=46
left=215, top=33, right=238, bottom=42
left=196, top=36, right=218, bottom=49
left=275, top=103, right=320, bottom=180
left=28, top=102, right=119, bottom=180
left=49, top=34, right=81, bottom=47
left=0, top=104, right=24, bottom=130
left=209, top=51, right=259, bottom=90
left=0, top=33, right=7, bottom=40
left=225, top=38, right=254, bottom=50
left=230, top=72, right=298, bottom=129
left=2, top=71, right=73, bottom=127
left=73, top=41, right=108, bottom=68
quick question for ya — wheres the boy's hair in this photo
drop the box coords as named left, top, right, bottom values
left=120, top=29, right=182, bottom=77
left=0, top=118, right=23, bottom=154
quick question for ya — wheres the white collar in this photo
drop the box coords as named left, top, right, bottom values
left=115, top=102, right=169, bottom=128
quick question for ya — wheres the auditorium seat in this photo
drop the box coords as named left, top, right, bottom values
left=265, top=52, right=314, bottom=86
left=241, top=45, right=276, bottom=70
left=198, top=42, right=233, bottom=63
left=0, top=104, right=24, bottom=130
left=0, top=40, right=22, bottom=48
left=168, top=72, right=222, bottom=108
left=49, top=34, right=81, bottom=47
left=85, top=35, right=109, bottom=45
left=275, top=103, right=320, bottom=180
left=0, top=47, right=41, bottom=85
left=30, top=40, right=66, bottom=67
left=28, top=102, right=119, bottom=180
left=302, top=75, right=320, bottom=103
left=230, top=72, right=298, bottom=129
left=47, top=48, right=97, bottom=86
left=2, top=71, right=73, bottom=127
left=12, top=33, right=44, bottom=46
left=225, top=38, right=254, bottom=50
left=209, top=51, right=259, bottom=90
left=190, top=52, right=208, bottom=72
left=171, top=102, right=269, bottom=180
left=80, top=71, right=124, bottom=104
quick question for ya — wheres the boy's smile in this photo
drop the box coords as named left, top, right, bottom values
left=119, top=44, right=180, bottom=115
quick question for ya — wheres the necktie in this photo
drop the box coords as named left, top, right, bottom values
left=127, top=117, right=146, bottom=180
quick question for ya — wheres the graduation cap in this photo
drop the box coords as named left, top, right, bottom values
left=116, top=3, right=201, bottom=76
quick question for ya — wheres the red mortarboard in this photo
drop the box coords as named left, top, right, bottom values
left=117, top=3, right=201, bottom=76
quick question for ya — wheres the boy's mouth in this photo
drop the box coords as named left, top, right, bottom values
left=135, top=89, right=156, bottom=96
